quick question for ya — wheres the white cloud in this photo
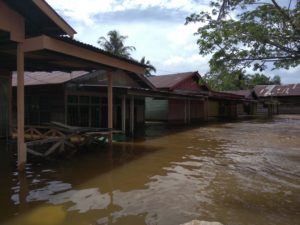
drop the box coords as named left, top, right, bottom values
left=45, top=0, right=300, bottom=82
left=46, top=0, right=118, bottom=25
left=164, top=56, right=185, bottom=66
left=158, top=54, right=210, bottom=75
left=163, top=54, right=209, bottom=66
left=167, top=23, right=198, bottom=46
left=46, top=0, right=209, bottom=25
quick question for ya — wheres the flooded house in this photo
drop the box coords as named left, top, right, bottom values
left=145, top=72, right=245, bottom=123
left=224, top=90, right=257, bottom=116
left=0, top=0, right=147, bottom=167
left=207, top=90, right=245, bottom=119
left=146, top=72, right=208, bottom=124
left=12, top=70, right=154, bottom=134
left=254, top=84, right=300, bottom=114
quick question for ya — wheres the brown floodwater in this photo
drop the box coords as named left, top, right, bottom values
left=0, top=115, right=299, bottom=225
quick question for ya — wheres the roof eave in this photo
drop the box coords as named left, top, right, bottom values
left=32, top=0, right=76, bottom=37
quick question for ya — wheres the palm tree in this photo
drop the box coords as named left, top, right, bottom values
left=97, top=30, right=136, bottom=59
left=140, top=56, right=156, bottom=77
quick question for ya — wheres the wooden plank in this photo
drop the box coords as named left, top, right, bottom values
left=44, top=140, right=64, bottom=156
left=44, top=129, right=66, bottom=137
left=50, top=121, right=79, bottom=131
left=27, top=147, right=44, bottom=157
left=63, top=140, right=75, bottom=148
left=26, top=137, right=63, bottom=146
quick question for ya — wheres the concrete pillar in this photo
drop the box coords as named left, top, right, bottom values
left=184, top=99, right=187, bottom=124
left=107, top=72, right=113, bottom=144
left=17, top=42, right=26, bottom=170
left=188, top=99, right=191, bottom=124
left=203, top=98, right=209, bottom=121
left=121, top=95, right=126, bottom=133
left=130, top=96, right=134, bottom=135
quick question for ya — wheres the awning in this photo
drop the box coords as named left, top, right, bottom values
left=0, top=35, right=147, bottom=74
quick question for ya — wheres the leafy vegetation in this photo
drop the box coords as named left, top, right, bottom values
left=98, top=30, right=136, bottom=59
left=98, top=30, right=156, bottom=76
left=186, top=0, right=300, bottom=89
left=140, top=56, right=157, bottom=77
left=204, top=73, right=281, bottom=91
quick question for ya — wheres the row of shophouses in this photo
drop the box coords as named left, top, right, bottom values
left=0, top=0, right=300, bottom=141
left=1, top=69, right=299, bottom=138
left=0, top=0, right=299, bottom=169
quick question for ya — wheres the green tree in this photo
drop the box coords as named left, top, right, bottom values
left=97, top=30, right=136, bottom=59
left=204, top=72, right=282, bottom=90
left=248, top=74, right=281, bottom=88
left=270, top=75, right=281, bottom=85
left=204, top=71, right=250, bottom=90
left=140, top=56, right=157, bottom=77
left=186, top=0, right=300, bottom=78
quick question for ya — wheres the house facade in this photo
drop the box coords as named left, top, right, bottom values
left=254, top=84, right=300, bottom=114
left=145, top=72, right=246, bottom=123
left=207, top=91, right=244, bottom=119
left=146, top=72, right=208, bottom=124
left=12, top=70, right=154, bottom=134
left=1, top=0, right=147, bottom=167
left=224, top=90, right=257, bottom=116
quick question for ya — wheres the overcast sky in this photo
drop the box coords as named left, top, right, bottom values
left=46, top=0, right=299, bottom=84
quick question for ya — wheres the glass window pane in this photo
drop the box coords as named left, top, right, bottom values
left=68, top=95, right=78, bottom=104
left=79, top=96, right=89, bottom=104
left=91, top=96, right=100, bottom=104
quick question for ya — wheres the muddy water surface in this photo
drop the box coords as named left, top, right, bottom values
left=0, top=115, right=299, bottom=225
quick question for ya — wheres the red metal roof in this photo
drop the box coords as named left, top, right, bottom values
left=12, top=71, right=87, bottom=86
left=224, top=90, right=254, bottom=99
left=209, top=90, right=244, bottom=100
left=254, top=84, right=300, bottom=97
left=148, top=71, right=202, bottom=90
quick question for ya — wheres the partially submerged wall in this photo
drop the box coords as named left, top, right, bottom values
left=0, top=72, right=11, bottom=137
left=145, top=97, right=168, bottom=121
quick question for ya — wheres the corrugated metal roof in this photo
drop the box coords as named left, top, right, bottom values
left=148, top=72, right=198, bottom=89
left=12, top=71, right=87, bottom=86
left=224, top=90, right=254, bottom=99
left=254, top=84, right=300, bottom=97
left=12, top=70, right=155, bottom=90
left=209, top=91, right=244, bottom=100
left=56, top=36, right=147, bottom=68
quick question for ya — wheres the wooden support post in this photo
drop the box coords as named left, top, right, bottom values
left=267, top=104, right=272, bottom=117
left=184, top=99, right=187, bottom=124
left=121, top=95, right=126, bottom=134
left=130, top=96, right=134, bottom=135
left=203, top=98, right=209, bottom=121
left=17, top=42, right=26, bottom=170
left=107, top=72, right=113, bottom=144
left=188, top=99, right=191, bottom=124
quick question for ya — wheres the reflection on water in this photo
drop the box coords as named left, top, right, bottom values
left=0, top=115, right=299, bottom=225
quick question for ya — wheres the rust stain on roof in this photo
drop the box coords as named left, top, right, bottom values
left=254, top=84, right=300, bottom=97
